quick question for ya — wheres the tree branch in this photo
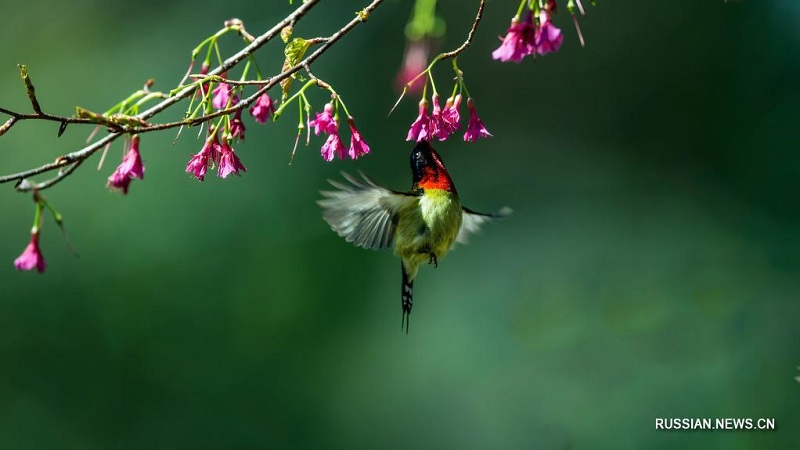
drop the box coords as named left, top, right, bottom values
left=2, top=0, right=386, bottom=191
left=2, top=0, right=383, bottom=190
left=135, top=0, right=385, bottom=133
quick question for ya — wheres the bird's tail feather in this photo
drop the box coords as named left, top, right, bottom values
left=401, top=263, right=414, bottom=334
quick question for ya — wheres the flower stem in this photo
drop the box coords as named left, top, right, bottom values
left=131, top=92, right=168, bottom=111
left=214, top=41, right=225, bottom=67
left=32, top=198, right=44, bottom=234
left=105, top=91, right=147, bottom=116
left=516, top=0, right=528, bottom=18
left=240, top=59, right=252, bottom=82
left=41, top=198, right=62, bottom=225
left=250, top=55, right=264, bottom=80
left=273, top=78, right=318, bottom=119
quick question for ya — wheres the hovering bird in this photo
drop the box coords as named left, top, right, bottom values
left=318, top=141, right=510, bottom=333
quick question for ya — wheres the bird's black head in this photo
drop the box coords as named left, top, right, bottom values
left=410, top=141, right=434, bottom=179
left=410, top=141, right=455, bottom=191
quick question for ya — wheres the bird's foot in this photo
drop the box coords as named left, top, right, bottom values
left=428, top=253, right=438, bottom=268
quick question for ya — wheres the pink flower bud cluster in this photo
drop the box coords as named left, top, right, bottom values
left=407, top=94, right=491, bottom=143
left=492, top=10, right=563, bottom=63
left=184, top=76, right=276, bottom=181
left=209, top=81, right=277, bottom=144
left=308, top=103, right=370, bottom=162
left=185, top=131, right=246, bottom=181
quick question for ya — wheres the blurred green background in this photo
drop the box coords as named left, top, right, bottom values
left=1, top=0, right=798, bottom=448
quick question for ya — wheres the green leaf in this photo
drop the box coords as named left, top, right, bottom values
left=281, top=38, right=311, bottom=100
left=284, top=37, right=311, bottom=67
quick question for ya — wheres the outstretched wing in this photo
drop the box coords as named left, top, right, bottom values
left=457, top=206, right=512, bottom=244
left=318, top=172, right=418, bottom=250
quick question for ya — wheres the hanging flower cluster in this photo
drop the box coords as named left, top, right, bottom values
left=98, top=30, right=374, bottom=199
left=307, top=101, right=370, bottom=162
left=185, top=129, right=247, bottom=181
left=407, top=92, right=490, bottom=143
left=309, top=102, right=346, bottom=161
left=493, top=0, right=590, bottom=63
left=182, top=70, right=267, bottom=181
left=182, top=72, right=276, bottom=181
left=401, top=57, right=491, bottom=144
left=13, top=191, right=68, bottom=274
left=269, top=73, right=371, bottom=163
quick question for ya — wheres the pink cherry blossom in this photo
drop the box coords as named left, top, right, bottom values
left=535, top=10, right=564, bottom=55
left=347, top=118, right=370, bottom=160
left=186, top=133, right=221, bottom=182
left=107, top=135, right=144, bottom=194
left=463, top=98, right=492, bottom=142
left=309, top=103, right=337, bottom=136
left=321, top=132, right=347, bottom=161
left=442, top=94, right=462, bottom=132
left=230, top=109, right=246, bottom=142
left=14, top=232, right=46, bottom=273
left=217, top=137, right=247, bottom=178
left=431, top=94, right=461, bottom=141
left=406, top=99, right=431, bottom=142
left=249, top=92, right=276, bottom=124
left=211, top=82, right=238, bottom=109
left=492, top=11, right=536, bottom=63
left=430, top=94, right=452, bottom=141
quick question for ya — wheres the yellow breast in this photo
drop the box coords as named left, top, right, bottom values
left=394, top=189, right=462, bottom=262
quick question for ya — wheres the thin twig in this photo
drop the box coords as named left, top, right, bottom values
left=17, top=158, right=87, bottom=192
left=0, top=132, right=119, bottom=186
left=0, top=66, right=120, bottom=135
left=0, top=117, right=17, bottom=138
left=19, top=64, right=43, bottom=114
left=302, top=62, right=326, bottom=88
left=439, top=0, right=486, bottom=59
left=0, top=108, right=118, bottom=131
left=187, top=75, right=271, bottom=86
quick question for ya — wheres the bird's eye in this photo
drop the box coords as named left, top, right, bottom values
left=413, top=151, right=422, bottom=160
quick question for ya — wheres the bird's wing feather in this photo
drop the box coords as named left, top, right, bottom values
left=318, top=172, right=418, bottom=250
left=457, top=206, right=512, bottom=244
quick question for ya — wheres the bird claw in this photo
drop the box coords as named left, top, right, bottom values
left=428, top=253, right=438, bottom=268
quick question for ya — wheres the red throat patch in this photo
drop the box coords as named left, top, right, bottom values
left=418, top=166, right=455, bottom=191
left=411, top=141, right=457, bottom=192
